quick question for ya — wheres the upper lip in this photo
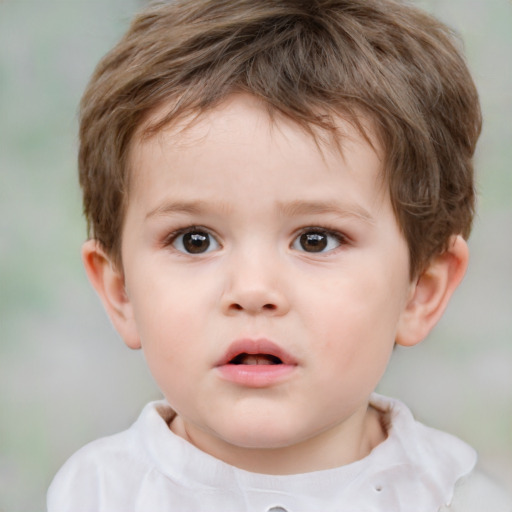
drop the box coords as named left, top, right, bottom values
left=216, top=338, right=297, bottom=366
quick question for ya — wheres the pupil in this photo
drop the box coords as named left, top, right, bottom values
left=300, top=232, right=327, bottom=252
left=183, top=232, right=210, bottom=253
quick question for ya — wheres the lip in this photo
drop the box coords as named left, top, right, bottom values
left=215, top=338, right=298, bottom=388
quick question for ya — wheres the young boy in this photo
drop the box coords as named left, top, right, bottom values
left=47, top=0, right=511, bottom=510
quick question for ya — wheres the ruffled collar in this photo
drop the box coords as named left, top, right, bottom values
left=134, top=393, right=476, bottom=511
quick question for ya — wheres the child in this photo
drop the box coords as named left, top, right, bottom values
left=48, top=0, right=512, bottom=510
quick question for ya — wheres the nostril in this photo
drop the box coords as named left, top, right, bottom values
left=225, top=302, right=279, bottom=314
left=229, top=303, right=276, bottom=311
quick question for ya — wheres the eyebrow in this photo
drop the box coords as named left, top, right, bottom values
left=145, top=200, right=231, bottom=220
left=145, top=199, right=375, bottom=224
left=277, top=200, right=376, bottom=224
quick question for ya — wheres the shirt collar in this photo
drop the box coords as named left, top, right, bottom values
left=134, top=393, right=476, bottom=511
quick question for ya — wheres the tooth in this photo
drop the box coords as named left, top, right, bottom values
left=240, top=354, right=282, bottom=365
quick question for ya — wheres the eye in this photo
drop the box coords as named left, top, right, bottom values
left=292, top=229, right=345, bottom=253
left=171, top=228, right=220, bottom=254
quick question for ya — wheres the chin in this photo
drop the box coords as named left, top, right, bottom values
left=213, top=417, right=307, bottom=451
left=229, top=433, right=293, bottom=450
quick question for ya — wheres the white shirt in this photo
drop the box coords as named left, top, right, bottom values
left=47, top=394, right=478, bottom=512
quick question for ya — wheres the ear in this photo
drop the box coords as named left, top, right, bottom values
left=81, top=239, right=141, bottom=349
left=396, top=235, right=469, bottom=347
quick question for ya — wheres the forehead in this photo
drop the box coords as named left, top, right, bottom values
left=127, top=94, right=387, bottom=207
left=136, top=92, right=381, bottom=151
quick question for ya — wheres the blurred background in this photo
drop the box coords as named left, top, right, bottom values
left=0, top=0, right=511, bottom=510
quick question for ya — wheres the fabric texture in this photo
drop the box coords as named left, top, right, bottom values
left=48, top=394, right=507, bottom=512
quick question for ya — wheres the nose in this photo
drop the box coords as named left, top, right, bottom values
left=220, top=249, right=290, bottom=316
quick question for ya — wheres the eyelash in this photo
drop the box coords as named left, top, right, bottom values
left=163, top=225, right=220, bottom=251
left=162, top=225, right=350, bottom=255
left=292, top=227, right=350, bottom=254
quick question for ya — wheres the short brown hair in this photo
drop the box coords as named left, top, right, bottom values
left=79, top=0, right=481, bottom=277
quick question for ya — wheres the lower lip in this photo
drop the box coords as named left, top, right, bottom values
left=216, top=364, right=296, bottom=387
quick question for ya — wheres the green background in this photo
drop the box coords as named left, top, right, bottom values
left=1, top=1, right=511, bottom=510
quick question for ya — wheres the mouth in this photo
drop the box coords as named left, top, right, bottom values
left=217, top=338, right=296, bottom=367
left=215, top=338, right=297, bottom=387
left=229, top=353, right=283, bottom=365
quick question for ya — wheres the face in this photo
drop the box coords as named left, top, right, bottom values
left=119, top=94, right=415, bottom=470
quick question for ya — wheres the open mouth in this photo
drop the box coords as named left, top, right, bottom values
left=217, top=338, right=296, bottom=367
left=229, top=353, right=283, bottom=365
left=216, top=339, right=296, bottom=386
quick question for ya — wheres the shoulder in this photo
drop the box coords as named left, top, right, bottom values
left=47, top=401, right=170, bottom=512
left=47, top=427, right=151, bottom=512
left=439, top=469, right=512, bottom=512
left=371, top=395, right=512, bottom=512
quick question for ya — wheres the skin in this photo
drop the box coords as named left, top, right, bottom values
left=83, top=94, right=469, bottom=475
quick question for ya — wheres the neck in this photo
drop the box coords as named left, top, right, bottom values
left=170, top=404, right=387, bottom=475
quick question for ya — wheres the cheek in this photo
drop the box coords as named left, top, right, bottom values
left=131, top=263, right=214, bottom=325
left=129, top=281, right=202, bottom=364
left=313, top=307, right=396, bottom=397
left=307, top=273, right=402, bottom=361
left=137, top=300, right=202, bottom=401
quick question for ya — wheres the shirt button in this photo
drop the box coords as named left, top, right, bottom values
left=267, top=507, right=288, bottom=512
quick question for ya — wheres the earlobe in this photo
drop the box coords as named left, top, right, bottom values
left=396, top=235, right=469, bottom=347
left=81, top=240, right=141, bottom=349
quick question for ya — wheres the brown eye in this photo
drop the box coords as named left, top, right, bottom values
left=172, top=230, right=219, bottom=254
left=183, top=232, right=210, bottom=253
left=299, top=232, right=327, bottom=252
left=292, top=229, right=343, bottom=253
